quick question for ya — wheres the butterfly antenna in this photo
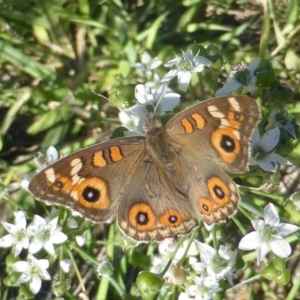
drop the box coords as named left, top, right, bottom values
left=153, top=83, right=168, bottom=116
left=92, top=90, right=110, bottom=102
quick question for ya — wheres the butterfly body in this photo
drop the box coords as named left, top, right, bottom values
left=29, top=96, right=260, bottom=241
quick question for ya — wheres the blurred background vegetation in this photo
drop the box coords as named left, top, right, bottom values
left=0, top=0, right=299, bottom=299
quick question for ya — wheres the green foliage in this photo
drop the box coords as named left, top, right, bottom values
left=0, top=0, right=299, bottom=299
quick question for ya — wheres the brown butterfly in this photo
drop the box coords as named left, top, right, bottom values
left=29, top=96, right=260, bottom=241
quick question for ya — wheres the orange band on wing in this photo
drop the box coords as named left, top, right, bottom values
left=159, top=210, right=188, bottom=227
left=181, top=118, right=193, bottom=134
left=191, top=113, right=205, bottom=129
left=211, top=127, right=240, bottom=163
left=93, top=151, right=107, bottom=167
left=128, top=203, right=156, bottom=231
left=207, top=177, right=230, bottom=206
left=74, top=178, right=110, bottom=209
left=198, top=198, right=214, bottom=215
left=110, top=146, right=123, bottom=162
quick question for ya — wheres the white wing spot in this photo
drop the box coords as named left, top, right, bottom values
left=221, top=119, right=230, bottom=127
left=233, top=129, right=240, bottom=140
left=208, top=105, right=225, bottom=118
left=70, top=190, right=79, bottom=201
left=70, top=158, right=83, bottom=176
left=45, top=168, right=56, bottom=183
left=72, top=174, right=84, bottom=186
left=228, top=97, right=240, bottom=112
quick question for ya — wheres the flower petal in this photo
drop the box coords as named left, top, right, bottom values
left=269, top=238, right=291, bottom=258
left=28, top=239, right=43, bottom=254
left=44, top=241, right=55, bottom=256
left=2, top=222, right=17, bottom=234
left=252, top=219, right=265, bottom=231
left=30, top=275, right=42, bottom=294
left=276, top=223, right=299, bottom=236
left=46, top=146, right=58, bottom=163
left=164, top=57, right=181, bottom=67
left=60, top=259, right=72, bottom=273
left=161, top=69, right=178, bottom=82
left=13, top=261, right=30, bottom=272
left=257, top=242, right=269, bottom=264
left=259, top=128, right=280, bottom=152
left=267, top=152, right=292, bottom=166
left=257, top=155, right=278, bottom=172
left=239, top=232, right=262, bottom=250
left=0, top=234, right=16, bottom=247
left=16, top=273, right=31, bottom=284
left=197, top=242, right=216, bottom=264
left=35, top=259, right=49, bottom=270
left=215, top=78, right=241, bottom=96
left=14, top=211, right=27, bottom=229
left=264, top=203, right=279, bottom=226
left=50, top=231, right=68, bottom=244
left=32, top=215, right=46, bottom=227
left=177, top=70, right=191, bottom=91
left=157, top=93, right=180, bottom=115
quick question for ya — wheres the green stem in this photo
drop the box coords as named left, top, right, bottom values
left=188, top=84, right=195, bottom=103
left=226, top=274, right=261, bottom=293
left=159, top=228, right=198, bottom=277
left=197, top=73, right=205, bottom=100
left=67, top=248, right=86, bottom=293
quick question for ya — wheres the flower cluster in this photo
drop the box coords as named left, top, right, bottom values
left=0, top=211, right=67, bottom=294
left=148, top=238, right=237, bottom=299
left=179, top=241, right=236, bottom=299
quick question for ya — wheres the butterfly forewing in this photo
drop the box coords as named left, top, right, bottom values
left=166, top=96, right=260, bottom=173
left=29, top=137, right=147, bottom=223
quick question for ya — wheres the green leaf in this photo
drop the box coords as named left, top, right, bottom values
left=109, top=85, right=135, bottom=110
left=261, top=257, right=291, bottom=285
left=27, top=103, right=71, bottom=135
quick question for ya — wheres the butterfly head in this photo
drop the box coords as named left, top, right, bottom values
left=143, top=115, right=163, bottom=136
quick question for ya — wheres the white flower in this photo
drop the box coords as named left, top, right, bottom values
left=150, top=239, right=198, bottom=275
left=27, top=215, right=67, bottom=256
left=75, top=235, right=86, bottom=246
left=0, top=211, right=29, bottom=256
left=179, top=267, right=221, bottom=300
left=13, top=254, right=51, bottom=294
left=67, top=218, right=78, bottom=229
left=150, top=238, right=176, bottom=274
left=119, top=83, right=180, bottom=133
left=162, top=49, right=212, bottom=91
left=133, top=52, right=162, bottom=79
left=34, top=146, right=59, bottom=172
left=215, top=59, right=260, bottom=96
left=194, top=241, right=236, bottom=285
left=250, top=128, right=291, bottom=172
left=60, top=259, right=72, bottom=273
left=239, top=203, right=299, bottom=264
left=22, top=146, right=59, bottom=190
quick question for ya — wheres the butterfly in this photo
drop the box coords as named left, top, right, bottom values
left=29, top=95, right=260, bottom=241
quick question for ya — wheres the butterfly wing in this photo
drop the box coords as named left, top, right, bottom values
left=117, top=159, right=198, bottom=241
left=172, top=150, right=240, bottom=225
left=166, top=96, right=260, bottom=173
left=164, top=96, right=260, bottom=224
left=29, top=137, right=147, bottom=223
